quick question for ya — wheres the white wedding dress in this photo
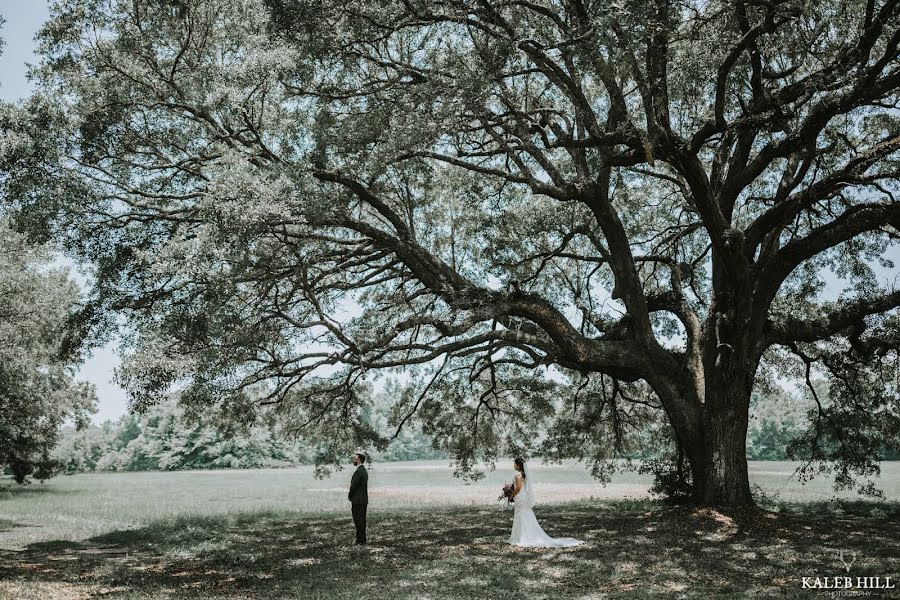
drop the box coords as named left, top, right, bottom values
left=507, top=463, right=583, bottom=547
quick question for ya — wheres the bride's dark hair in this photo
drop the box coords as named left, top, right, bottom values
left=514, top=457, right=526, bottom=479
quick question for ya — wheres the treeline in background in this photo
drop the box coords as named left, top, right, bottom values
left=49, top=385, right=896, bottom=476
left=53, top=390, right=446, bottom=474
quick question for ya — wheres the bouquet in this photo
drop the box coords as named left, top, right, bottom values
left=499, top=482, right=515, bottom=503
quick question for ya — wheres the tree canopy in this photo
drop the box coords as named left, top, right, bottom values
left=2, top=0, right=898, bottom=504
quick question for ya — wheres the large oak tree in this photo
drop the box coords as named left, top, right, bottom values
left=0, top=27, right=96, bottom=484
left=4, top=0, right=899, bottom=505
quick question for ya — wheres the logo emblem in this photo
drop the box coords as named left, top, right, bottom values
left=838, top=550, right=857, bottom=573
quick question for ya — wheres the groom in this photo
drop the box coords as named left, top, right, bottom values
left=348, top=452, right=368, bottom=544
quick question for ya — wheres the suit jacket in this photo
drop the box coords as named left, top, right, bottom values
left=348, top=464, right=368, bottom=504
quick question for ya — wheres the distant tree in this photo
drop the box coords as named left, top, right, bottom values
left=367, top=381, right=448, bottom=462
left=55, top=398, right=310, bottom=472
left=747, top=387, right=807, bottom=461
left=4, top=0, right=900, bottom=506
left=55, top=421, right=112, bottom=474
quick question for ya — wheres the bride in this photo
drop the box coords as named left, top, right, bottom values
left=507, top=457, right=583, bottom=547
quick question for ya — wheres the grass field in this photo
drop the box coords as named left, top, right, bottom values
left=1, top=461, right=898, bottom=599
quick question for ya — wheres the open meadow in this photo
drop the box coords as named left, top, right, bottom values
left=1, top=460, right=898, bottom=599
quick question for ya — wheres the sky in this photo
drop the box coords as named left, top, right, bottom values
left=0, top=2, right=48, bottom=102
left=2, top=1, right=130, bottom=423
left=1, top=2, right=898, bottom=424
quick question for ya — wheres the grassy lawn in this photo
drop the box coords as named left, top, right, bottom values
left=1, top=461, right=898, bottom=599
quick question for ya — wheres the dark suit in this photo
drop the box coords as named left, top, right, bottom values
left=348, top=464, right=368, bottom=543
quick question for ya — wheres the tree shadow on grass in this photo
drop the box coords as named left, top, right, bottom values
left=0, top=519, right=34, bottom=534
left=0, top=481, right=80, bottom=499
left=0, top=500, right=898, bottom=599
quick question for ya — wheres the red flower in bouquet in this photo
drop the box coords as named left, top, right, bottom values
left=499, top=482, right=515, bottom=503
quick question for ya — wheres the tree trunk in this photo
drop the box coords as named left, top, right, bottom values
left=648, top=362, right=755, bottom=507
left=693, top=341, right=757, bottom=507
left=699, top=390, right=754, bottom=506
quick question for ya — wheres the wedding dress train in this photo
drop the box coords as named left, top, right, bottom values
left=507, top=463, right=583, bottom=548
